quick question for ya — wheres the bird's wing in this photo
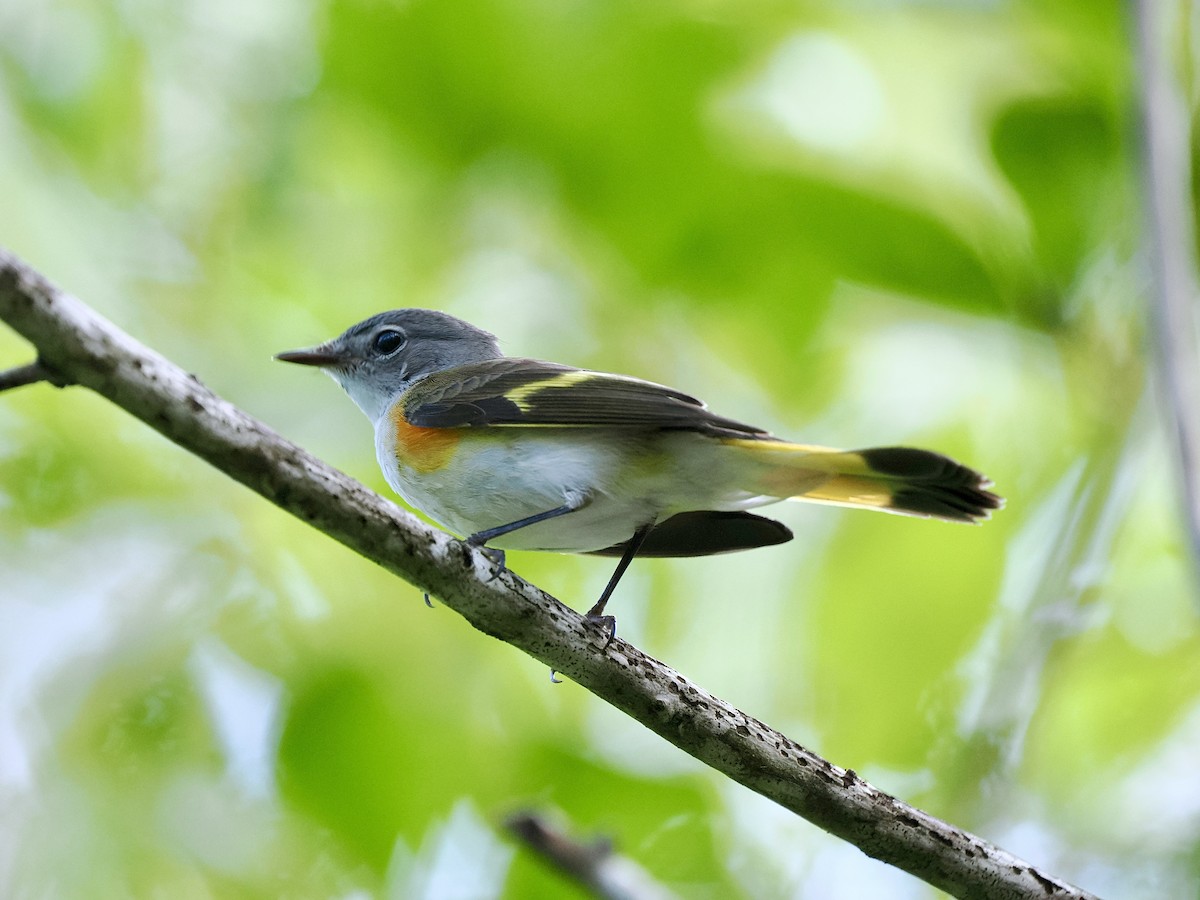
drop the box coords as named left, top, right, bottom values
left=401, top=358, right=770, bottom=438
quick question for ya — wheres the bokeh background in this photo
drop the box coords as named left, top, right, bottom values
left=2, top=0, right=1197, bottom=897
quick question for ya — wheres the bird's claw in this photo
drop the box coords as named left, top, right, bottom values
left=466, top=538, right=506, bottom=580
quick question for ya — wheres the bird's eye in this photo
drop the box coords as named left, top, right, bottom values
left=372, top=329, right=406, bottom=355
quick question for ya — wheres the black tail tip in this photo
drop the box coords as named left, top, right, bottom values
left=859, top=446, right=1003, bottom=523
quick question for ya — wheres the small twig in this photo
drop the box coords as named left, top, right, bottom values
left=0, top=359, right=69, bottom=392
left=505, top=812, right=677, bottom=900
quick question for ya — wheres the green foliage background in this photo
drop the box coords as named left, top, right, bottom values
left=1, top=0, right=1197, bottom=896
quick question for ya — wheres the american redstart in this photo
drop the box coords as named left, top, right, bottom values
left=277, top=310, right=1000, bottom=632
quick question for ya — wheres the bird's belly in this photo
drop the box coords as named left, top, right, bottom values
left=376, top=424, right=659, bottom=552
left=375, top=423, right=781, bottom=552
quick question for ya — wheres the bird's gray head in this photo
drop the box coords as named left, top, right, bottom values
left=276, top=309, right=502, bottom=422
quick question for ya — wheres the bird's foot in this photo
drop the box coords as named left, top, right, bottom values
left=585, top=612, right=617, bottom=649
left=466, top=535, right=506, bottom=580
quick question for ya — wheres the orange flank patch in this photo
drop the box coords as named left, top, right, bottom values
left=390, top=408, right=461, bottom=473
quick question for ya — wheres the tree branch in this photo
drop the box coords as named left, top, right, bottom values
left=0, top=247, right=1095, bottom=900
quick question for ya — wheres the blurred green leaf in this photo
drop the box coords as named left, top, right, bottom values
left=991, top=95, right=1127, bottom=323
left=321, top=0, right=1000, bottom=337
left=278, top=666, right=421, bottom=869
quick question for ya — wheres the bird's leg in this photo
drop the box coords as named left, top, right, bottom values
left=585, top=523, right=652, bottom=647
left=466, top=493, right=592, bottom=574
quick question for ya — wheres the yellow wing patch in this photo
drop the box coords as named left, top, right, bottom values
left=503, top=370, right=594, bottom=412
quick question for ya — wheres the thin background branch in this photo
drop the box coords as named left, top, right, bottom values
left=0, top=248, right=1095, bottom=900
left=505, top=811, right=678, bottom=900
left=1133, top=0, right=1200, bottom=578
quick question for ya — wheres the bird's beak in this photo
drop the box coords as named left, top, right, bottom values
left=275, top=345, right=344, bottom=368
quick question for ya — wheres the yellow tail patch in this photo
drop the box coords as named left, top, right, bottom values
left=721, top=439, right=1000, bottom=522
left=797, top=475, right=895, bottom=510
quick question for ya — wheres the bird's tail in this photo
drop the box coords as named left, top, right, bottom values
left=726, top=441, right=1002, bottom=523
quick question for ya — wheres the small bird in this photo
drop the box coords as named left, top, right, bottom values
left=277, top=310, right=1000, bottom=633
